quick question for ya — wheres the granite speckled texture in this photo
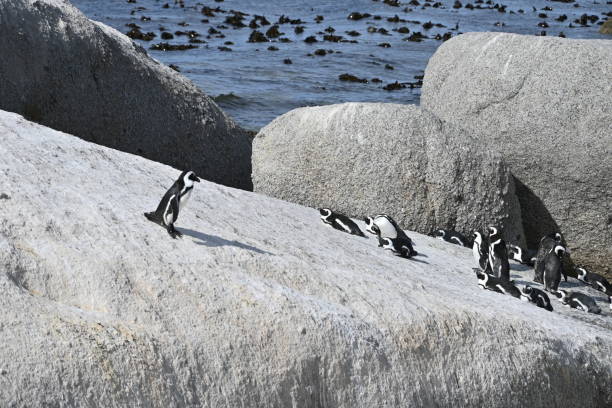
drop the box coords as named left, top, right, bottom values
left=422, top=32, right=612, bottom=278
left=1, top=110, right=611, bottom=407
left=0, top=0, right=252, bottom=189
left=253, top=102, right=524, bottom=245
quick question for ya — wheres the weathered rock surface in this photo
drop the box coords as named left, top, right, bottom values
left=422, top=32, right=612, bottom=277
left=253, top=102, right=524, bottom=244
left=1, top=110, right=611, bottom=407
left=0, top=0, right=252, bottom=189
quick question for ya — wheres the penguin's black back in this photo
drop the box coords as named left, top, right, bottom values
left=543, top=250, right=563, bottom=292
left=490, top=239, right=510, bottom=281
left=587, top=272, right=611, bottom=295
left=569, top=292, right=601, bottom=314
left=534, top=236, right=557, bottom=282
left=331, top=212, right=365, bottom=237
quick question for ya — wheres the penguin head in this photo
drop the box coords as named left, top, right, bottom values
left=364, top=217, right=378, bottom=235
left=575, top=267, right=587, bottom=281
left=472, top=231, right=482, bottom=245
left=474, top=268, right=488, bottom=288
left=553, top=245, right=566, bottom=257
left=522, top=285, right=533, bottom=295
left=553, top=289, right=568, bottom=302
left=554, top=232, right=563, bottom=243
left=380, top=237, right=394, bottom=250
left=371, top=224, right=381, bottom=236
left=433, top=229, right=446, bottom=239
left=487, top=226, right=499, bottom=238
left=318, top=208, right=332, bottom=218
left=181, top=170, right=200, bottom=187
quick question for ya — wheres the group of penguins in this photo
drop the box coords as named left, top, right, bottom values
left=318, top=208, right=611, bottom=315
left=143, top=170, right=611, bottom=316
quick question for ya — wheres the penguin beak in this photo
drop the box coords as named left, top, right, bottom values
left=190, top=174, right=200, bottom=182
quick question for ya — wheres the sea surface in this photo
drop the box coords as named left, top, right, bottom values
left=72, top=0, right=610, bottom=130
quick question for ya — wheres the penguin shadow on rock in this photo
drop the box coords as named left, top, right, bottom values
left=177, top=227, right=273, bottom=255
left=513, top=177, right=576, bottom=276
left=509, top=262, right=532, bottom=273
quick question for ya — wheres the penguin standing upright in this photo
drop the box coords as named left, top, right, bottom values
left=144, top=170, right=200, bottom=239
left=543, top=245, right=566, bottom=292
left=487, top=226, right=510, bottom=281
left=472, top=231, right=491, bottom=272
left=534, top=233, right=563, bottom=283
left=319, top=209, right=365, bottom=237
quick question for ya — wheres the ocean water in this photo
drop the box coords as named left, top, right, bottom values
left=72, top=0, right=610, bottom=130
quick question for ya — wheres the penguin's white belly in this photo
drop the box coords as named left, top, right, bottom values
left=374, top=218, right=397, bottom=238
left=472, top=245, right=480, bottom=266
left=180, top=189, right=192, bottom=209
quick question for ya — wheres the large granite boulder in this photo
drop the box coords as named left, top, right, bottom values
left=253, top=103, right=524, bottom=244
left=1, top=110, right=611, bottom=406
left=422, top=32, right=612, bottom=277
left=0, top=0, right=251, bottom=189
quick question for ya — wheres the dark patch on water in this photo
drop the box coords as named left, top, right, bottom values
left=72, top=0, right=610, bottom=131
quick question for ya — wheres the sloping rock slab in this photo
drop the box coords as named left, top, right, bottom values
left=0, top=110, right=610, bottom=407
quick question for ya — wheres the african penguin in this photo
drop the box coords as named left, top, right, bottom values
left=521, top=285, right=553, bottom=311
left=474, top=268, right=521, bottom=298
left=554, top=290, right=601, bottom=314
left=144, top=170, right=200, bottom=239
left=508, top=244, right=537, bottom=267
left=319, top=209, right=365, bottom=237
left=575, top=266, right=612, bottom=297
left=475, top=269, right=502, bottom=293
left=472, top=231, right=491, bottom=272
left=365, top=214, right=414, bottom=247
left=543, top=245, right=566, bottom=292
left=380, top=237, right=417, bottom=259
left=432, top=229, right=470, bottom=247
left=487, top=226, right=510, bottom=282
left=534, top=232, right=563, bottom=283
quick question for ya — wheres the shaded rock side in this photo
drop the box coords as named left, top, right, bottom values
left=0, top=0, right=252, bottom=189
left=253, top=102, right=524, bottom=244
left=1, top=110, right=611, bottom=407
left=422, top=32, right=612, bottom=278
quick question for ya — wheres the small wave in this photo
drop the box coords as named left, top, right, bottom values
left=213, top=93, right=247, bottom=108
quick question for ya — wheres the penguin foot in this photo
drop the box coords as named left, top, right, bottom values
left=167, top=225, right=183, bottom=239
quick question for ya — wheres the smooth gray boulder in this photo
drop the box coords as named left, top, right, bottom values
left=422, top=32, right=612, bottom=278
left=0, top=0, right=251, bottom=189
left=1, top=110, right=611, bottom=407
left=253, top=102, right=524, bottom=244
